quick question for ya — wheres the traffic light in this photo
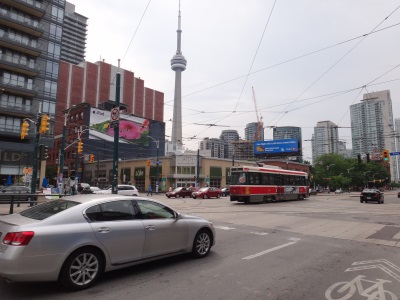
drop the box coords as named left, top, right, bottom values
left=357, top=154, right=361, bottom=164
left=89, top=154, right=95, bottom=163
left=39, top=145, right=49, bottom=160
left=20, top=120, right=29, bottom=139
left=77, top=140, right=83, bottom=153
left=382, top=150, right=390, bottom=162
left=39, top=114, right=50, bottom=134
left=366, top=153, right=370, bottom=163
left=146, top=160, right=151, bottom=167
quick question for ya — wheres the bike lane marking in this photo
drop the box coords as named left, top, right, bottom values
left=242, top=238, right=300, bottom=260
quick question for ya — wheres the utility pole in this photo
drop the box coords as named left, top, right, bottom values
left=112, top=62, right=121, bottom=194
left=196, top=149, right=200, bottom=187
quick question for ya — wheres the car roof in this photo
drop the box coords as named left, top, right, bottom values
left=62, top=194, right=157, bottom=205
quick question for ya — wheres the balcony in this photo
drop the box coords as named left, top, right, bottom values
left=0, top=79, right=38, bottom=98
left=0, top=9, right=45, bottom=37
left=0, top=102, right=36, bottom=119
left=0, top=53, right=40, bottom=77
left=0, top=31, right=41, bottom=57
left=3, top=0, right=46, bottom=18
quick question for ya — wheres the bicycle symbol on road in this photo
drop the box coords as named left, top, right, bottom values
left=325, top=259, right=400, bottom=300
left=325, top=275, right=397, bottom=300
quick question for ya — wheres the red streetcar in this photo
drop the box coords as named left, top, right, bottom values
left=229, top=166, right=309, bottom=204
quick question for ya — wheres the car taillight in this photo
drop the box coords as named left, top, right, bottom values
left=374, top=193, right=379, bottom=197
left=3, top=231, right=34, bottom=246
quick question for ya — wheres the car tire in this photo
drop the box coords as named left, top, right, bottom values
left=217, top=194, right=220, bottom=198
left=191, top=229, right=212, bottom=258
left=193, top=196, right=197, bottom=199
left=360, top=199, right=363, bottom=203
left=203, top=194, right=208, bottom=199
left=59, top=247, right=104, bottom=291
left=176, top=194, right=180, bottom=198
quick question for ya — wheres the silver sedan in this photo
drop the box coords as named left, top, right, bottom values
left=0, top=194, right=215, bottom=290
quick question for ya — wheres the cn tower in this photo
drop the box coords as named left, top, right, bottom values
left=170, top=1, right=187, bottom=152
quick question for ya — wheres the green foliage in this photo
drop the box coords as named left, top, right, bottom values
left=312, top=154, right=390, bottom=190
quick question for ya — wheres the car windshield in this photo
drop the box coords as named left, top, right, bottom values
left=174, top=188, right=182, bottom=192
left=20, top=199, right=80, bottom=220
left=199, top=188, right=208, bottom=192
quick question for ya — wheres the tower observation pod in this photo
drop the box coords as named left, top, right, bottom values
left=170, top=1, right=186, bottom=152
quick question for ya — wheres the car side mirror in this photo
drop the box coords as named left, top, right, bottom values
left=174, top=212, right=181, bottom=219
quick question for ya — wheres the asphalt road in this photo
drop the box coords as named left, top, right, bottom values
left=1, top=192, right=400, bottom=300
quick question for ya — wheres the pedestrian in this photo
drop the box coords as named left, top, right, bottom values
left=156, top=183, right=159, bottom=194
left=169, top=186, right=173, bottom=192
left=147, top=184, right=153, bottom=196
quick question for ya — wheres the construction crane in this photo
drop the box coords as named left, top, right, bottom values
left=252, top=86, right=263, bottom=141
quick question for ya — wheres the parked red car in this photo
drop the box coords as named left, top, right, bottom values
left=166, top=187, right=198, bottom=198
left=192, top=187, right=222, bottom=199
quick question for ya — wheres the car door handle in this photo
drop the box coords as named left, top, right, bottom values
left=97, top=227, right=111, bottom=233
left=145, top=225, right=156, bottom=231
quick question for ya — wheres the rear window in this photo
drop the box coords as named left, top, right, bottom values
left=20, top=199, right=80, bottom=220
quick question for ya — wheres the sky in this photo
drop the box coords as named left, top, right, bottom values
left=67, top=0, right=400, bottom=161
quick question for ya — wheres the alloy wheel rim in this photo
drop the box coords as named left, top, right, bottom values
left=196, top=233, right=210, bottom=255
left=69, top=253, right=99, bottom=286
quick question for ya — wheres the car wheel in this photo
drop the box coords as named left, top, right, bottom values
left=192, top=229, right=212, bottom=258
left=360, top=199, right=363, bottom=203
left=176, top=194, right=180, bottom=198
left=59, top=247, right=104, bottom=291
left=217, top=194, right=220, bottom=198
left=203, top=194, right=208, bottom=199
left=193, top=196, right=197, bottom=199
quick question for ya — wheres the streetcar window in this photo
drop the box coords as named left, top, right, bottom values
left=231, top=172, right=247, bottom=185
left=248, top=172, right=260, bottom=185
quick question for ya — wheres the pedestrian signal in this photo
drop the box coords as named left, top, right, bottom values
left=146, top=160, right=151, bottom=167
left=89, top=154, right=95, bottom=163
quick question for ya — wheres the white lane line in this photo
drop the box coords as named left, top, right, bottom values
left=242, top=241, right=298, bottom=260
left=214, top=226, right=235, bottom=231
left=250, top=232, right=269, bottom=236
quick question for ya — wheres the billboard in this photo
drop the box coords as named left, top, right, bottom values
left=254, top=139, right=299, bottom=155
left=89, top=108, right=149, bottom=144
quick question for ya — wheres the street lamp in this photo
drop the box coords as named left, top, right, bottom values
left=148, top=136, right=160, bottom=193
left=347, top=167, right=355, bottom=173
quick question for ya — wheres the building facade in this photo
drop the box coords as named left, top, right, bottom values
left=245, top=122, right=264, bottom=141
left=220, top=130, right=239, bottom=159
left=350, top=90, right=396, bottom=181
left=0, top=0, right=66, bottom=187
left=312, top=121, right=339, bottom=162
left=60, top=2, right=87, bottom=64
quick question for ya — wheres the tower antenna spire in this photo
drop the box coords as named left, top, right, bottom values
left=170, top=0, right=187, bottom=153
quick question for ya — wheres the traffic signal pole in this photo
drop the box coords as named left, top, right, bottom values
left=112, top=70, right=121, bottom=194
left=30, top=115, right=41, bottom=194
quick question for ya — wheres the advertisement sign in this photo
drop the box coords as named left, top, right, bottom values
left=89, top=108, right=149, bottom=144
left=254, top=139, right=299, bottom=155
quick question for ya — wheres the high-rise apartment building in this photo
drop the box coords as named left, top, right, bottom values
left=245, top=122, right=264, bottom=141
left=350, top=90, right=396, bottom=181
left=312, top=121, right=339, bottom=162
left=394, top=118, right=400, bottom=182
left=61, top=2, right=87, bottom=64
left=220, top=130, right=239, bottom=159
left=0, top=0, right=65, bottom=186
left=199, top=137, right=226, bottom=158
left=273, top=126, right=303, bottom=161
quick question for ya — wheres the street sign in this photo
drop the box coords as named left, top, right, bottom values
left=110, top=107, right=119, bottom=121
left=390, top=151, right=400, bottom=156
